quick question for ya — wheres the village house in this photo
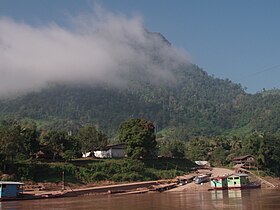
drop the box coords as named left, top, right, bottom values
left=83, top=143, right=126, bottom=159
left=232, top=155, right=256, bottom=169
left=94, top=143, right=126, bottom=158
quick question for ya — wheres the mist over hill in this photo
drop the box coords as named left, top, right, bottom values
left=1, top=64, right=280, bottom=138
left=2, top=50, right=280, bottom=138
left=0, top=8, right=188, bottom=97
left=1, top=8, right=280, bottom=137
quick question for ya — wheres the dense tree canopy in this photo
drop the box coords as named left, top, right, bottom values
left=0, top=63, right=249, bottom=137
left=40, top=131, right=68, bottom=160
left=118, top=118, right=157, bottom=159
left=0, top=122, right=24, bottom=161
left=0, top=65, right=279, bottom=139
left=77, top=125, right=108, bottom=153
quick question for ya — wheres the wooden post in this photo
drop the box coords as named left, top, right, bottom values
left=62, top=170, right=65, bottom=191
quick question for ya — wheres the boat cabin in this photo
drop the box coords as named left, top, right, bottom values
left=211, top=176, right=228, bottom=190
left=194, top=175, right=209, bottom=184
left=227, top=174, right=249, bottom=189
left=0, top=181, right=24, bottom=199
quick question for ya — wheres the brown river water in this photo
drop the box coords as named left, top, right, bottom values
left=1, top=189, right=280, bottom=210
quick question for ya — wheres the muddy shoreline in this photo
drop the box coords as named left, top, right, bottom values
left=20, top=167, right=280, bottom=199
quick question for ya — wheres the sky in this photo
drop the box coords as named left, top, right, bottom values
left=0, top=0, right=280, bottom=93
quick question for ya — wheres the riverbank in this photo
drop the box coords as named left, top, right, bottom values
left=167, top=167, right=234, bottom=192
left=20, top=180, right=174, bottom=200
left=16, top=166, right=280, bottom=200
left=19, top=167, right=233, bottom=197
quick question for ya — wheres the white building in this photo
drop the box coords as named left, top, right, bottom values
left=83, top=143, right=126, bottom=159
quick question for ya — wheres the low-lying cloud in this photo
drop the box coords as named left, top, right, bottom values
left=0, top=5, right=190, bottom=97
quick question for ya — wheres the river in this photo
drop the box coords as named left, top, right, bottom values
left=1, top=189, right=280, bottom=210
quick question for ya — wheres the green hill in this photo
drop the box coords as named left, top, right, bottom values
left=0, top=65, right=243, bottom=135
left=0, top=33, right=280, bottom=138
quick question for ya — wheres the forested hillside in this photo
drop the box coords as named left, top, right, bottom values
left=1, top=32, right=280, bottom=178
left=0, top=30, right=279, bottom=138
left=0, top=63, right=279, bottom=137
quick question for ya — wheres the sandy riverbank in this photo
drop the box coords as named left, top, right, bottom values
left=23, top=180, right=160, bottom=196
left=167, top=167, right=234, bottom=192
left=22, top=167, right=233, bottom=196
left=168, top=167, right=280, bottom=192
left=22, top=167, right=280, bottom=197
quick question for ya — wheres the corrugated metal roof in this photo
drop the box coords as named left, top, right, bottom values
left=0, top=181, right=24, bottom=185
left=229, top=173, right=248, bottom=177
left=232, top=155, right=254, bottom=161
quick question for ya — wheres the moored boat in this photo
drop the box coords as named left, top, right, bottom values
left=210, top=176, right=228, bottom=190
left=0, top=181, right=66, bottom=202
left=194, top=175, right=210, bottom=184
left=211, top=173, right=261, bottom=190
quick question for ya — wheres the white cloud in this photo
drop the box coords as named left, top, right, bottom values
left=0, top=5, right=190, bottom=97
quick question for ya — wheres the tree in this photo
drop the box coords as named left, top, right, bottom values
left=208, top=137, right=231, bottom=165
left=168, top=140, right=186, bottom=158
left=63, top=135, right=81, bottom=159
left=20, top=125, right=40, bottom=158
left=241, top=133, right=265, bottom=166
left=265, top=134, right=280, bottom=175
left=186, top=137, right=210, bottom=161
left=158, top=139, right=186, bottom=158
left=118, top=118, right=157, bottom=159
left=0, top=122, right=24, bottom=162
left=241, top=133, right=280, bottom=175
left=40, top=131, right=67, bottom=160
left=77, top=125, right=108, bottom=153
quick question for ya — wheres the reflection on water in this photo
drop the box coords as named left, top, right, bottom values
left=1, top=189, right=280, bottom=210
left=210, top=190, right=244, bottom=209
left=228, top=190, right=242, bottom=199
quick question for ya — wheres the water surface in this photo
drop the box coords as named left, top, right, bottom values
left=1, top=189, right=280, bottom=210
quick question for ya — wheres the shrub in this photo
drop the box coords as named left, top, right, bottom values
left=91, top=172, right=108, bottom=181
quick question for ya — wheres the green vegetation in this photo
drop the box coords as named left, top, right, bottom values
left=2, top=117, right=280, bottom=182
left=1, top=65, right=279, bottom=138
left=0, top=64, right=247, bottom=137
left=77, top=125, right=108, bottom=153
left=185, top=133, right=280, bottom=176
left=1, top=45, right=280, bottom=180
left=2, top=158, right=195, bottom=183
left=0, top=118, right=195, bottom=183
left=118, top=119, right=157, bottom=159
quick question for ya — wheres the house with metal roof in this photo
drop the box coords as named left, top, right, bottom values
left=232, top=155, right=256, bottom=169
left=93, top=143, right=126, bottom=158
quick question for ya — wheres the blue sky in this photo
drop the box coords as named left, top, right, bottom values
left=1, top=0, right=279, bottom=93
